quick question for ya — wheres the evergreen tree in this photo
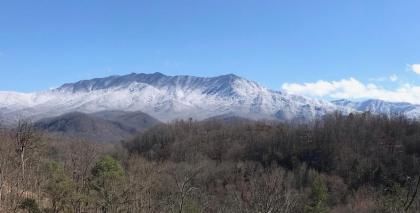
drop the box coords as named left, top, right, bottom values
left=90, top=155, right=125, bottom=213
left=305, top=178, right=329, bottom=213
left=44, top=161, right=76, bottom=213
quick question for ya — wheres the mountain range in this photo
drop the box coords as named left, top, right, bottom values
left=1, top=72, right=420, bottom=127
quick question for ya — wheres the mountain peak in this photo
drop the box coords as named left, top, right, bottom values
left=56, top=72, right=168, bottom=93
left=219, top=73, right=239, bottom=79
left=55, top=72, right=248, bottom=93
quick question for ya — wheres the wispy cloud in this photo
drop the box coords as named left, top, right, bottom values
left=389, top=74, right=398, bottom=82
left=369, top=74, right=398, bottom=82
left=282, top=78, right=420, bottom=104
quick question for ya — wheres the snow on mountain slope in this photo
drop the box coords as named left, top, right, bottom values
left=0, top=73, right=342, bottom=124
left=332, top=99, right=420, bottom=118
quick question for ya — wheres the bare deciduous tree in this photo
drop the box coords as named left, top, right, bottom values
left=14, top=120, right=38, bottom=181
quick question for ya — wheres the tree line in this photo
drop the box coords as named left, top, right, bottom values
left=2, top=112, right=420, bottom=212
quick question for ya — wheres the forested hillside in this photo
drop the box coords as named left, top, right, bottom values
left=1, top=112, right=420, bottom=212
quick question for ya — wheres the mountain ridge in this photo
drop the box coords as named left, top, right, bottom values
left=332, top=99, right=420, bottom=118
left=1, top=72, right=419, bottom=125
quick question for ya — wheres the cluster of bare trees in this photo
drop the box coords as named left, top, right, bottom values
left=0, top=120, right=45, bottom=212
left=2, top=112, right=420, bottom=212
left=126, top=113, right=420, bottom=212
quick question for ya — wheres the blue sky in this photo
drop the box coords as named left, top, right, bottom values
left=1, top=0, right=420, bottom=102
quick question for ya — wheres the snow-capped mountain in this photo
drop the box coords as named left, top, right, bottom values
left=0, top=72, right=342, bottom=124
left=332, top=99, right=420, bottom=118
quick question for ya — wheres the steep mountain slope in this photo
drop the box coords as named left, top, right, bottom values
left=0, top=73, right=342, bottom=124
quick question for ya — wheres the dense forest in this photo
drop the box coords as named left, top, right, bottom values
left=2, top=112, right=420, bottom=212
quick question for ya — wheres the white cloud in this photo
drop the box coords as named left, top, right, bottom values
left=282, top=78, right=420, bottom=104
left=389, top=74, right=398, bottom=82
left=411, top=64, right=420, bottom=74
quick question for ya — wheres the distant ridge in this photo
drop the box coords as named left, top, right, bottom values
left=34, top=111, right=161, bottom=143
left=332, top=99, right=420, bottom=118
left=92, top=110, right=161, bottom=132
left=203, top=113, right=254, bottom=123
